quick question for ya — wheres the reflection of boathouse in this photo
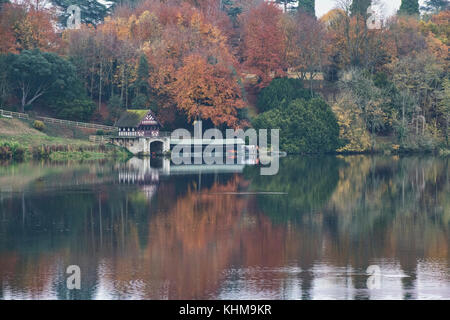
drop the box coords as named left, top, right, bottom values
left=117, top=155, right=259, bottom=199
left=118, top=157, right=170, bottom=184
left=118, top=158, right=171, bottom=200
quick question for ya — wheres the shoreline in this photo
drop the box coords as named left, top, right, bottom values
left=0, top=117, right=131, bottom=162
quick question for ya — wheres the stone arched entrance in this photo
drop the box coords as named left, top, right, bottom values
left=111, top=136, right=170, bottom=155
left=149, top=140, right=164, bottom=156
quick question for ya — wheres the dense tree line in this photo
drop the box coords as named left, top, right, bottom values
left=0, top=0, right=448, bottom=152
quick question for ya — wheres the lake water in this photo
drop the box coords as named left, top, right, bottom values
left=0, top=155, right=449, bottom=300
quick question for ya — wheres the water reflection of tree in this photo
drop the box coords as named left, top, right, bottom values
left=243, top=155, right=449, bottom=299
left=0, top=165, right=245, bottom=299
left=102, top=175, right=249, bottom=299
left=0, top=156, right=449, bottom=299
left=323, top=156, right=449, bottom=299
left=243, top=156, right=342, bottom=223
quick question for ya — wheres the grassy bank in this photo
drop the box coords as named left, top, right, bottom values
left=0, top=117, right=129, bottom=161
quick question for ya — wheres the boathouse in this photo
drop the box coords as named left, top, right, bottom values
left=116, top=109, right=161, bottom=137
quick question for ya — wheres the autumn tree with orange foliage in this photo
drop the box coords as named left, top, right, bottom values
left=136, top=2, right=243, bottom=127
left=0, top=1, right=59, bottom=54
left=239, top=1, right=285, bottom=89
left=323, top=3, right=395, bottom=74
left=172, top=54, right=245, bottom=128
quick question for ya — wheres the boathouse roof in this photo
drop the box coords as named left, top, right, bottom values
left=116, top=110, right=160, bottom=128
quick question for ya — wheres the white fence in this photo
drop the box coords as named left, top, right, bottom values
left=0, top=109, right=116, bottom=132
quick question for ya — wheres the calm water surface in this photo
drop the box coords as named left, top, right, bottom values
left=0, top=155, right=449, bottom=300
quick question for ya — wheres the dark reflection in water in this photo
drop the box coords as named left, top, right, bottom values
left=0, top=156, right=448, bottom=300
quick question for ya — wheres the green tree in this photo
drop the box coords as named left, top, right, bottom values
left=439, top=78, right=450, bottom=146
left=131, top=94, right=147, bottom=110
left=339, top=68, right=386, bottom=147
left=0, top=55, right=10, bottom=108
left=298, top=0, right=315, bottom=17
left=107, top=94, right=122, bottom=124
left=51, top=95, right=95, bottom=121
left=422, top=0, right=449, bottom=13
left=7, top=49, right=81, bottom=112
left=398, top=0, right=420, bottom=16
left=51, top=0, right=112, bottom=26
left=253, top=97, right=341, bottom=154
left=134, top=54, right=149, bottom=97
left=221, top=0, right=242, bottom=23
left=350, top=0, right=371, bottom=16
left=257, top=78, right=313, bottom=112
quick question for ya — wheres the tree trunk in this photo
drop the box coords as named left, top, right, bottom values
left=99, top=60, right=103, bottom=111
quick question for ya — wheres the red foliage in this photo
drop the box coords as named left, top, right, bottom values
left=172, top=54, right=246, bottom=128
left=239, top=1, right=286, bottom=89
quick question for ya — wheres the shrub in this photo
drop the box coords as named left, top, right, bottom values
left=33, top=120, right=45, bottom=131
left=53, top=98, right=96, bottom=121
left=96, top=130, right=105, bottom=136
left=32, top=145, right=51, bottom=159
left=0, top=141, right=25, bottom=160
left=257, top=78, right=314, bottom=112
left=332, top=93, right=371, bottom=153
left=253, top=97, right=341, bottom=154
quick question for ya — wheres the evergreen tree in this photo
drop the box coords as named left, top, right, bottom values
left=221, top=0, right=242, bottom=22
left=398, top=0, right=420, bottom=16
left=135, top=54, right=149, bottom=97
left=298, top=0, right=315, bottom=17
left=350, top=0, right=372, bottom=17
left=51, top=0, right=112, bottom=26
left=422, top=0, right=449, bottom=13
left=6, top=49, right=93, bottom=117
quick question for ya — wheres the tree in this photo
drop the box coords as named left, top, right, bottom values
left=14, top=5, right=59, bottom=51
left=422, top=0, right=449, bottom=13
left=50, top=93, right=95, bottom=121
left=253, top=97, right=340, bottom=154
left=325, top=1, right=394, bottom=71
left=332, top=91, right=372, bottom=152
left=438, top=78, right=449, bottom=145
left=51, top=0, right=111, bottom=26
left=298, top=0, right=315, bottom=17
left=0, top=2, right=20, bottom=54
left=221, top=0, right=242, bottom=22
left=339, top=68, right=386, bottom=147
left=398, top=0, right=420, bottom=16
left=134, top=54, right=149, bottom=97
left=7, top=49, right=80, bottom=112
left=389, top=15, right=426, bottom=57
left=0, top=2, right=59, bottom=53
left=0, top=55, right=10, bottom=108
left=257, top=77, right=312, bottom=112
left=172, top=54, right=245, bottom=128
left=107, top=94, right=122, bottom=124
left=283, top=11, right=329, bottom=93
left=240, top=1, right=285, bottom=89
left=391, top=52, right=444, bottom=122
left=350, top=0, right=371, bottom=17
